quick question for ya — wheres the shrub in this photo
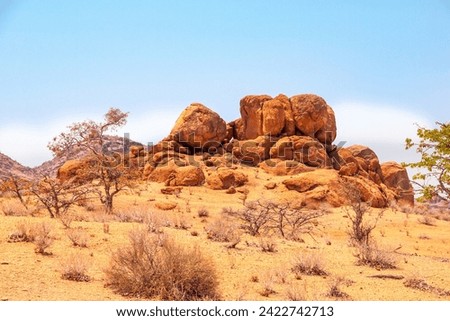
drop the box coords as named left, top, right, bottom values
left=197, top=208, right=209, bottom=218
left=33, top=222, right=54, bottom=255
left=327, top=277, right=351, bottom=299
left=355, top=244, right=397, bottom=269
left=205, top=216, right=241, bottom=248
left=61, top=253, right=91, bottom=282
left=105, top=228, right=220, bottom=300
left=258, top=237, right=277, bottom=253
left=1, top=199, right=29, bottom=217
left=59, top=213, right=74, bottom=229
left=286, top=283, right=307, bottom=301
left=224, top=200, right=325, bottom=239
left=418, top=215, right=436, bottom=226
left=114, top=207, right=147, bottom=223
left=292, top=252, right=327, bottom=277
left=7, top=220, right=36, bottom=243
left=66, top=228, right=89, bottom=247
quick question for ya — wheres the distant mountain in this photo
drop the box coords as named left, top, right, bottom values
left=0, top=152, right=35, bottom=180
left=33, top=135, right=142, bottom=177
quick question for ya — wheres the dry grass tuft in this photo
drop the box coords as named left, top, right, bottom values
left=258, top=237, right=277, bottom=253
left=418, top=215, right=437, bottom=226
left=292, top=252, right=327, bottom=277
left=60, top=253, right=91, bottom=282
left=104, top=228, right=220, bottom=300
left=205, top=216, right=241, bottom=248
left=66, top=228, right=89, bottom=247
left=33, top=222, right=54, bottom=255
left=1, top=199, right=30, bottom=217
left=355, top=244, right=397, bottom=270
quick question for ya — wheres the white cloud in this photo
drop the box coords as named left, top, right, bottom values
left=333, top=101, right=432, bottom=164
left=0, top=108, right=182, bottom=168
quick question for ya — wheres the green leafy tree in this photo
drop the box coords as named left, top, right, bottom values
left=404, top=122, right=450, bottom=201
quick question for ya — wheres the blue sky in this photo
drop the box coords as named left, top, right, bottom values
left=0, top=0, right=449, bottom=167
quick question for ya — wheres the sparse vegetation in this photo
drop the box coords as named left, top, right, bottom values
left=355, top=244, right=397, bottom=269
left=66, top=228, right=89, bottom=247
left=33, top=222, right=54, bottom=255
left=105, top=228, right=219, bottom=300
left=291, top=252, right=327, bottom=277
left=258, top=237, right=277, bottom=253
left=327, top=277, right=351, bottom=300
left=197, top=208, right=209, bottom=218
left=224, top=199, right=325, bottom=239
left=60, top=253, right=91, bottom=282
left=418, top=215, right=436, bottom=226
left=205, top=216, right=241, bottom=247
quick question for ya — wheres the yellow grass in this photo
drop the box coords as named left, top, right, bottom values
left=1, top=167, right=450, bottom=301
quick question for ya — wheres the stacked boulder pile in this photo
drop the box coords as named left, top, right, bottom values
left=140, top=93, right=414, bottom=208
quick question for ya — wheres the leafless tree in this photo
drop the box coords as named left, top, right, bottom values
left=48, top=108, right=133, bottom=214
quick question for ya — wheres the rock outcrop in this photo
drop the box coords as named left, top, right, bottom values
left=170, top=103, right=227, bottom=150
left=381, top=161, right=414, bottom=206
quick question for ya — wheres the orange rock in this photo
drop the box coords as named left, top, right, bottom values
left=170, top=103, right=227, bottom=150
left=381, top=161, right=414, bottom=206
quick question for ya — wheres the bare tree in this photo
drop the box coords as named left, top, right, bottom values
left=0, top=174, right=31, bottom=209
left=224, top=199, right=326, bottom=240
left=48, top=108, right=132, bottom=214
left=30, top=176, right=89, bottom=219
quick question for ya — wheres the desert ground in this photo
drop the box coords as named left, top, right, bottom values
left=1, top=165, right=449, bottom=301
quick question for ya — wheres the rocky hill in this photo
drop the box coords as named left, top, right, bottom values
left=138, top=93, right=414, bottom=208
left=0, top=152, right=35, bottom=180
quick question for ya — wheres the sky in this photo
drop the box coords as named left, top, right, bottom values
left=0, top=0, right=449, bottom=167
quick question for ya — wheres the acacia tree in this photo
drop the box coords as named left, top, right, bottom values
left=30, top=176, right=89, bottom=218
left=48, top=108, right=131, bottom=214
left=0, top=174, right=31, bottom=209
left=405, top=122, right=450, bottom=201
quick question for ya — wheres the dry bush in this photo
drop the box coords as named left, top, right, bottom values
left=327, top=277, right=351, bottom=300
left=171, top=214, right=191, bottom=230
left=7, top=220, right=37, bottom=243
left=114, top=206, right=148, bottom=223
left=205, top=216, right=241, bottom=248
left=66, top=228, right=89, bottom=247
left=60, top=253, right=91, bottom=282
left=258, top=237, right=277, bottom=253
left=404, top=278, right=450, bottom=296
left=33, top=222, right=54, bottom=255
left=1, top=199, right=30, bottom=217
left=143, top=212, right=168, bottom=234
left=197, top=208, right=209, bottom=218
left=224, top=200, right=325, bottom=239
left=259, top=274, right=277, bottom=297
left=286, top=283, right=307, bottom=301
left=105, top=228, right=220, bottom=300
left=418, top=215, right=436, bottom=226
left=344, top=184, right=383, bottom=247
left=355, top=243, right=397, bottom=269
left=59, top=213, right=74, bottom=229
left=292, top=252, right=327, bottom=277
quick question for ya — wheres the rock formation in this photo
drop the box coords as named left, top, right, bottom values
left=47, top=92, right=413, bottom=208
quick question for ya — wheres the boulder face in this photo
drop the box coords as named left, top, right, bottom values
left=381, top=162, right=414, bottom=206
left=206, top=169, right=248, bottom=190
left=270, top=136, right=330, bottom=168
left=345, top=145, right=383, bottom=184
left=282, top=169, right=388, bottom=208
left=170, top=103, right=227, bottom=150
left=289, top=94, right=336, bottom=144
left=57, top=159, right=93, bottom=183
left=239, top=95, right=272, bottom=139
